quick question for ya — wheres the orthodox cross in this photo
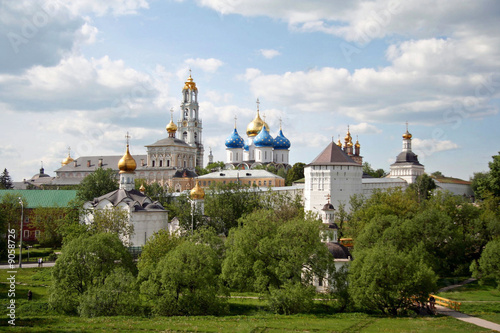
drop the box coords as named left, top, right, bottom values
left=256, top=98, right=260, bottom=112
left=234, top=115, right=237, bottom=128
left=125, top=132, right=130, bottom=146
left=325, top=193, right=331, bottom=204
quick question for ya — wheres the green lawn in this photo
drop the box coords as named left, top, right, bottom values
left=437, top=280, right=500, bottom=325
left=0, top=268, right=495, bottom=332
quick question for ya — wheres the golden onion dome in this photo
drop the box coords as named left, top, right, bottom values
left=166, top=119, right=178, bottom=133
left=246, top=112, right=270, bottom=137
left=183, top=74, right=197, bottom=91
left=190, top=181, right=205, bottom=200
left=118, top=145, right=137, bottom=173
left=355, top=139, right=360, bottom=148
left=344, top=129, right=352, bottom=143
left=139, top=183, right=146, bottom=192
left=347, top=141, right=353, bottom=147
left=337, top=139, right=342, bottom=147
left=402, top=130, right=412, bottom=140
left=61, top=154, right=74, bottom=166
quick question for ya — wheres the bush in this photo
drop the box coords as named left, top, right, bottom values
left=78, top=268, right=142, bottom=317
left=266, top=282, right=316, bottom=315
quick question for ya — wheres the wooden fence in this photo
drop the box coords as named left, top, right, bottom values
left=429, top=294, right=461, bottom=311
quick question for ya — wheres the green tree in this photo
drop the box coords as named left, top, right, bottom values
left=0, top=168, right=13, bottom=189
left=204, top=182, right=262, bottom=235
left=362, top=162, right=386, bottom=178
left=135, top=179, right=169, bottom=205
left=88, top=207, right=134, bottom=245
left=30, top=207, right=66, bottom=248
left=471, top=171, right=491, bottom=200
left=137, top=229, right=184, bottom=280
left=49, top=233, right=135, bottom=314
left=196, top=161, right=225, bottom=176
left=140, top=239, right=228, bottom=316
left=78, top=267, right=142, bottom=317
left=349, top=244, right=437, bottom=315
left=488, top=152, right=500, bottom=197
left=285, top=162, right=305, bottom=185
left=471, top=238, right=500, bottom=289
left=222, top=209, right=331, bottom=294
left=408, top=173, right=436, bottom=202
left=76, top=168, right=118, bottom=202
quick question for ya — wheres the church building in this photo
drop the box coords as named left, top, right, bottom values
left=53, top=74, right=204, bottom=192
left=224, top=99, right=291, bottom=170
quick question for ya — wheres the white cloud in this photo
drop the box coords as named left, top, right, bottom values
left=196, top=0, right=500, bottom=44
left=242, top=34, right=500, bottom=125
left=412, top=138, right=460, bottom=156
left=260, top=49, right=281, bottom=59
left=63, top=0, right=150, bottom=16
left=185, top=58, right=224, bottom=73
left=350, top=123, right=382, bottom=134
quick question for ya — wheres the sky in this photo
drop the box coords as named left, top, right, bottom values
left=1, top=0, right=499, bottom=182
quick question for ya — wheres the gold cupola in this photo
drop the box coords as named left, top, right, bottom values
left=190, top=180, right=205, bottom=200
left=246, top=98, right=270, bottom=137
left=402, top=122, right=412, bottom=139
left=166, top=108, right=178, bottom=136
left=118, top=133, right=137, bottom=174
left=61, top=147, right=74, bottom=166
left=183, top=71, right=197, bottom=91
left=139, top=183, right=146, bottom=193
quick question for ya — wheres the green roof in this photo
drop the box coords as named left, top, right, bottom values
left=0, top=190, right=77, bottom=208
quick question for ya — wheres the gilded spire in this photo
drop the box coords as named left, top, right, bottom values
left=61, top=146, right=75, bottom=166
left=403, top=121, right=412, bottom=139
left=118, top=132, right=137, bottom=173
left=166, top=108, right=178, bottom=134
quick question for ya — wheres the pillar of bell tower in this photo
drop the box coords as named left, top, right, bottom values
left=178, top=70, right=204, bottom=167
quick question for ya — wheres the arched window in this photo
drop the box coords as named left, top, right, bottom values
left=167, top=160, right=170, bottom=167
left=152, top=160, right=155, bottom=167
left=184, top=109, right=189, bottom=119
left=183, top=131, right=188, bottom=141
left=159, top=160, right=163, bottom=167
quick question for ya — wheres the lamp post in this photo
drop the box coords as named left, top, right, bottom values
left=18, top=197, right=23, bottom=268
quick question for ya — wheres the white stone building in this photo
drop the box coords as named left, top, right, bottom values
left=83, top=139, right=174, bottom=247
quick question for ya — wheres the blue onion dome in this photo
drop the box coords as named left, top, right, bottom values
left=225, top=128, right=245, bottom=148
left=254, top=125, right=274, bottom=147
left=244, top=139, right=250, bottom=151
left=273, top=129, right=291, bottom=150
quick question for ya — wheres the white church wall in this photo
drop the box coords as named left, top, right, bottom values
left=130, top=210, right=169, bottom=247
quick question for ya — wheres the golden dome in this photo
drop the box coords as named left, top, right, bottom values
left=402, top=130, right=412, bottom=140
left=190, top=181, right=205, bottom=200
left=246, top=111, right=270, bottom=137
left=355, top=139, right=360, bottom=148
left=344, top=129, right=352, bottom=143
left=183, top=74, right=197, bottom=91
left=166, top=119, right=178, bottom=133
left=61, top=154, right=74, bottom=166
left=61, top=147, right=75, bottom=166
left=337, top=139, right=342, bottom=147
left=118, top=145, right=137, bottom=174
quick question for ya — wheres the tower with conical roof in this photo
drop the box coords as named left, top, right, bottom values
left=178, top=70, right=204, bottom=167
left=389, top=123, right=424, bottom=184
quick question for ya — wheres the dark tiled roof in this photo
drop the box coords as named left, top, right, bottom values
left=308, top=142, right=359, bottom=166
left=173, top=169, right=198, bottom=178
left=326, top=242, right=352, bottom=260
left=391, top=151, right=422, bottom=166
left=91, top=189, right=165, bottom=211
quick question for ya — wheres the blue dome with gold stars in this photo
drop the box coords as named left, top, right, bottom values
left=254, top=125, right=274, bottom=147
left=273, top=129, right=291, bottom=150
left=225, top=128, right=245, bottom=148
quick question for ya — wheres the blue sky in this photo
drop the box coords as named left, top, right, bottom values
left=1, top=0, right=499, bottom=181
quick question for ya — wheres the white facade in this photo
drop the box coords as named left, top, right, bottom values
left=305, top=163, right=363, bottom=214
